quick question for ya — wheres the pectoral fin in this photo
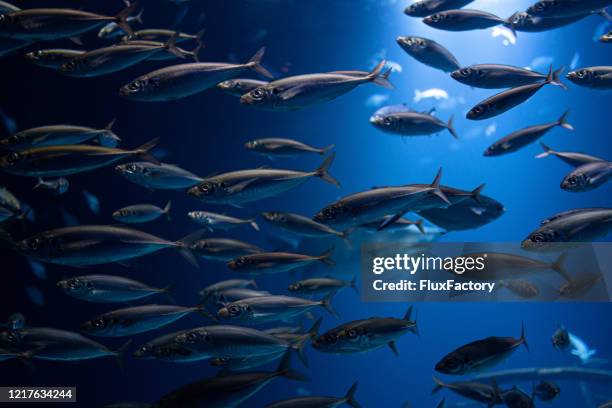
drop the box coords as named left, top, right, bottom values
left=388, top=341, right=399, bottom=356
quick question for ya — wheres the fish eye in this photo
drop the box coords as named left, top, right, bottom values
left=126, top=164, right=137, bottom=172
left=229, top=305, right=240, bottom=315
left=323, top=207, right=336, bottom=219
left=430, top=14, right=441, bottom=22
left=68, top=279, right=81, bottom=290
left=577, top=70, right=588, bottom=78
left=473, top=105, right=487, bottom=114
left=347, top=329, right=358, bottom=338
left=128, top=80, right=144, bottom=91
left=567, top=175, right=578, bottom=185
left=186, top=332, right=200, bottom=343
left=461, top=68, right=472, bottom=76
left=531, top=233, right=546, bottom=243
left=27, top=238, right=40, bottom=251
left=6, top=152, right=20, bottom=164
left=94, top=318, right=106, bottom=328
left=251, top=88, right=265, bottom=99
left=383, top=116, right=393, bottom=125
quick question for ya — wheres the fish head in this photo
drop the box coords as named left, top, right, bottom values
left=0, top=329, right=22, bottom=347
left=120, top=77, right=153, bottom=99
left=15, top=233, right=61, bottom=261
left=244, top=139, right=264, bottom=151
left=521, top=227, right=560, bottom=250
left=217, top=79, right=242, bottom=95
left=0, top=133, right=23, bottom=148
left=313, top=203, right=349, bottom=225
left=507, top=12, right=532, bottom=27
left=483, top=141, right=503, bottom=157
left=81, top=316, right=111, bottom=334
left=187, top=211, right=210, bottom=225
left=227, top=255, right=256, bottom=271
left=210, top=356, right=231, bottom=366
left=174, top=328, right=209, bottom=348
left=526, top=1, right=558, bottom=16
left=566, top=69, right=594, bottom=85
left=240, top=86, right=275, bottom=107
left=287, top=282, right=302, bottom=292
left=311, top=330, right=344, bottom=352
left=396, top=36, right=426, bottom=54
left=403, top=2, right=428, bottom=17
left=188, top=180, right=222, bottom=200
left=115, top=162, right=147, bottom=178
left=423, top=12, right=449, bottom=27
left=217, top=302, right=250, bottom=321
left=451, top=66, right=484, bottom=82
left=56, top=277, right=91, bottom=296
left=59, top=58, right=85, bottom=74
left=0, top=150, right=26, bottom=170
left=435, top=353, right=467, bottom=374
left=560, top=171, right=588, bottom=191
left=24, top=50, right=49, bottom=63
left=0, top=13, right=16, bottom=29
left=467, top=102, right=492, bottom=120
left=261, top=211, right=287, bottom=224
left=369, top=113, right=399, bottom=132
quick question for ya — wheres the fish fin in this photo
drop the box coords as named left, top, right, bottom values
left=430, top=168, right=451, bottom=205
left=535, top=141, right=553, bottom=159
left=320, top=292, right=338, bottom=318
left=350, top=275, right=358, bottom=293
left=226, top=178, right=259, bottom=194
left=68, top=36, right=83, bottom=46
left=195, top=304, right=217, bottom=321
left=446, top=115, right=458, bottom=139
left=32, top=177, right=44, bottom=190
left=291, top=318, right=321, bottom=368
left=557, top=110, right=574, bottom=130
left=345, top=382, right=361, bottom=408
left=320, top=144, right=335, bottom=155
left=317, top=247, right=335, bottom=266
left=105, top=118, right=116, bottom=131
left=189, top=41, right=204, bottom=62
left=315, top=152, right=340, bottom=187
left=403, top=305, right=413, bottom=321
left=431, top=375, right=445, bottom=394
left=164, top=31, right=185, bottom=59
left=163, top=200, right=172, bottom=221
left=246, top=47, right=273, bottom=79
left=131, top=137, right=160, bottom=164
left=114, top=339, right=133, bottom=371
left=599, top=9, right=612, bottom=20
left=134, top=8, right=144, bottom=24
left=437, top=398, right=446, bottom=408
left=388, top=341, right=399, bottom=356
left=471, top=184, right=485, bottom=204
left=551, top=66, right=567, bottom=89
left=161, top=281, right=177, bottom=304
left=520, top=321, right=530, bottom=352
left=115, top=1, right=137, bottom=37
left=415, top=219, right=425, bottom=234
left=552, top=252, right=571, bottom=281
left=373, top=68, right=394, bottom=90
left=377, top=212, right=406, bottom=231
left=195, top=28, right=206, bottom=43
left=248, top=219, right=260, bottom=231
left=276, top=351, right=309, bottom=382
left=367, top=60, right=387, bottom=86
left=176, top=232, right=202, bottom=268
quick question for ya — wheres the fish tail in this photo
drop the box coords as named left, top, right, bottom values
left=115, top=1, right=137, bottom=37
left=552, top=251, right=571, bottom=281
left=291, top=317, right=322, bottom=368
left=367, top=60, right=391, bottom=89
left=164, top=32, right=185, bottom=59
left=431, top=375, right=445, bottom=394
left=163, top=200, right=172, bottom=221
left=134, top=8, right=144, bottom=24
left=246, top=47, right=273, bottom=79
left=133, top=137, right=160, bottom=164
left=344, top=382, right=361, bottom=408
left=195, top=28, right=206, bottom=44
left=319, top=144, right=335, bottom=155
left=315, top=152, right=340, bottom=187
left=317, top=247, right=335, bottom=266
left=249, top=279, right=258, bottom=289
left=437, top=398, right=446, bottom=408
left=551, top=66, right=567, bottom=89
left=414, top=89, right=422, bottom=103
left=190, top=41, right=204, bottom=62
left=415, top=219, right=426, bottom=234
left=276, top=351, right=309, bottom=382
left=247, top=219, right=260, bottom=231
left=520, top=321, right=530, bottom=352
left=535, top=141, right=554, bottom=159
left=471, top=183, right=485, bottom=204
left=557, top=110, right=574, bottom=130
left=429, top=167, right=451, bottom=205
left=446, top=115, right=458, bottom=139
left=161, top=281, right=177, bottom=304
left=349, top=275, right=358, bottom=293
left=373, top=67, right=394, bottom=90
left=114, top=339, right=133, bottom=371
left=320, top=292, right=339, bottom=318
left=32, top=177, right=44, bottom=190
left=195, top=304, right=217, bottom=321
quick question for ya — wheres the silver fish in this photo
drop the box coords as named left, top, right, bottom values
left=245, top=138, right=334, bottom=158
left=188, top=154, right=339, bottom=206
left=506, top=11, right=592, bottom=33
left=536, top=142, right=604, bottom=167
left=451, top=252, right=568, bottom=280
left=423, top=9, right=507, bottom=31
left=190, top=238, right=263, bottom=261
left=261, top=211, right=349, bottom=242
left=431, top=376, right=502, bottom=406
left=119, top=47, right=272, bottom=101
left=124, top=39, right=201, bottom=61
left=0, top=0, right=19, bottom=13
left=188, top=211, right=259, bottom=232
left=212, top=288, right=271, bottom=304
left=527, top=0, right=612, bottom=18
left=451, top=64, right=566, bottom=89
left=57, top=274, right=173, bottom=303
left=397, top=36, right=460, bottom=73
left=217, top=78, right=269, bottom=97
left=404, top=0, right=474, bottom=17
left=288, top=277, right=357, bottom=296
left=133, top=329, right=198, bottom=362
left=81, top=304, right=212, bottom=337
left=266, top=382, right=360, bottom=408
left=370, top=108, right=457, bottom=139
left=123, top=28, right=205, bottom=44
left=0, top=137, right=158, bottom=177
left=33, top=177, right=69, bottom=195
left=115, top=161, right=202, bottom=190
left=24, top=48, right=86, bottom=70
left=0, top=120, right=120, bottom=150
left=210, top=351, right=285, bottom=372
left=98, top=9, right=143, bottom=39
left=566, top=66, right=612, bottom=90
left=561, top=161, right=612, bottom=192
left=502, top=387, right=535, bottom=408
left=240, top=61, right=390, bottom=110
left=200, top=279, right=258, bottom=302
left=484, top=111, right=573, bottom=156
left=227, top=248, right=334, bottom=275
left=113, top=201, right=172, bottom=223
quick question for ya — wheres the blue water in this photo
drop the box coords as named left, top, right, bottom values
left=0, top=0, right=611, bottom=407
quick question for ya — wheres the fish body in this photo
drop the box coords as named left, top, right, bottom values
left=484, top=111, right=573, bottom=156
left=452, top=64, right=564, bottom=89
left=266, top=382, right=360, bottom=408
left=431, top=376, right=502, bottom=405
left=245, top=138, right=334, bottom=158
left=211, top=288, right=271, bottom=303
left=57, top=274, right=171, bottom=303
left=81, top=304, right=208, bottom=337
left=404, top=0, right=474, bottom=17
left=534, top=380, right=560, bottom=401
left=262, top=211, right=347, bottom=240
left=188, top=211, right=259, bottom=232
left=210, top=351, right=285, bottom=372
left=120, top=47, right=271, bottom=101
left=190, top=238, right=263, bottom=261
left=418, top=193, right=504, bottom=231
left=218, top=78, right=269, bottom=97
left=123, top=28, right=204, bottom=44
left=507, top=11, right=590, bottom=32
left=396, top=36, right=460, bottom=73
left=527, top=0, right=612, bottom=18
left=561, top=161, right=612, bottom=192
left=312, top=306, right=417, bottom=355
left=536, top=142, right=604, bottom=167
left=113, top=201, right=172, bottom=223
left=1, top=121, right=120, bottom=150
left=200, top=279, right=258, bottom=301
left=0, top=1, right=19, bottom=13
left=188, top=154, right=338, bottom=206
left=551, top=325, right=570, bottom=349
left=115, top=162, right=202, bottom=190
left=423, top=9, right=506, bottom=31
left=288, top=277, right=356, bottom=296
left=240, top=61, right=389, bottom=110
left=24, top=48, right=86, bottom=69
left=217, top=295, right=336, bottom=324
left=566, top=66, right=612, bottom=89
left=454, top=252, right=567, bottom=280
left=370, top=110, right=457, bottom=139
left=227, top=249, right=334, bottom=275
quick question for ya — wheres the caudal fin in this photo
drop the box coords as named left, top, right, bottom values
left=552, top=251, right=571, bottom=281
left=291, top=317, right=322, bottom=367
left=320, top=292, right=339, bottom=318
left=317, top=247, right=335, bottom=266
left=446, top=115, right=458, bottom=139
left=276, top=351, right=309, bottom=382
left=319, top=144, right=335, bottom=155
left=176, top=230, right=206, bottom=268
left=373, top=67, right=394, bottom=90
left=535, top=141, right=554, bottom=159
left=414, top=219, right=425, bottom=234
left=520, top=321, right=529, bottom=352
left=429, top=168, right=451, bottom=205
left=115, top=1, right=137, bottom=37
left=344, top=382, right=361, bottom=408
left=404, top=305, right=419, bottom=335
left=32, top=177, right=44, bottom=191
left=246, top=47, right=273, bottom=79
left=114, top=339, right=133, bottom=371
left=132, top=137, right=160, bottom=164
left=367, top=60, right=392, bottom=89
left=551, top=66, right=567, bottom=89
left=556, top=110, right=574, bottom=130
left=315, top=152, right=340, bottom=187
left=163, top=200, right=172, bottom=221
left=164, top=32, right=185, bottom=59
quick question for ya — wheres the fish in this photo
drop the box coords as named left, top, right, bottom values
left=497, top=280, right=539, bottom=298
left=312, top=306, right=417, bottom=355
left=435, top=324, right=528, bottom=375
left=190, top=238, right=263, bottom=261
left=113, top=201, right=172, bottom=223
left=217, top=78, right=269, bottom=97
left=210, top=351, right=286, bottom=372
left=0, top=120, right=120, bottom=150
left=369, top=107, right=457, bottom=139
left=569, top=332, right=597, bottom=364
left=466, top=67, right=563, bottom=120
left=288, top=277, right=357, bottom=296
left=561, top=161, right=612, bottom=192
left=502, top=387, right=535, bottom=408
left=559, top=272, right=604, bottom=298
left=122, top=28, right=205, bottom=44
left=0, top=185, right=20, bottom=214
left=199, top=279, right=258, bottom=302
left=451, top=64, right=566, bottom=89
left=119, top=47, right=272, bottom=101
left=60, top=35, right=185, bottom=77
left=211, top=288, right=271, bottom=304
left=265, top=382, right=360, bottom=408
left=566, top=66, right=612, bottom=90
left=404, top=0, right=475, bottom=17
left=14, top=224, right=198, bottom=267
left=24, top=49, right=86, bottom=70
left=244, top=138, right=334, bottom=158
left=423, top=9, right=507, bottom=31
left=602, top=30, right=612, bottom=42
left=133, top=329, right=200, bottom=362
left=125, top=39, right=202, bottom=62
left=534, top=380, right=560, bottom=401
left=396, top=36, right=460, bottom=73
left=57, top=274, right=173, bottom=303
left=115, top=162, right=202, bottom=190
left=188, top=211, right=259, bottom=232
left=0, top=325, right=130, bottom=363
left=359, top=217, right=426, bottom=234
left=33, top=177, right=69, bottom=195
left=0, top=3, right=136, bottom=41
left=261, top=211, right=350, bottom=243
left=506, top=11, right=593, bottom=32
left=154, top=353, right=307, bottom=408
left=81, top=304, right=213, bottom=337
left=484, top=111, right=573, bottom=156
left=98, top=9, right=144, bottom=39
left=551, top=325, right=570, bottom=349
left=313, top=169, right=473, bottom=229
left=536, top=142, right=604, bottom=167
left=522, top=208, right=612, bottom=250
left=0, top=138, right=158, bottom=177
left=217, top=294, right=337, bottom=324
left=418, top=193, right=505, bottom=231
left=239, top=60, right=391, bottom=110
left=227, top=248, right=334, bottom=275
left=187, top=154, right=339, bottom=206
left=431, top=376, right=502, bottom=406
left=527, top=0, right=612, bottom=19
